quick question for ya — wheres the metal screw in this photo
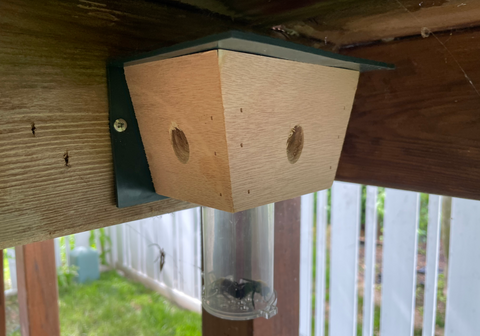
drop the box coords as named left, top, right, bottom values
left=114, top=118, right=127, bottom=132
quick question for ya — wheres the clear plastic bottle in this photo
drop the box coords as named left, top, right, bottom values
left=202, top=204, right=277, bottom=320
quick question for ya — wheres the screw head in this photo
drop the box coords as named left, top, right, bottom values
left=114, top=119, right=127, bottom=132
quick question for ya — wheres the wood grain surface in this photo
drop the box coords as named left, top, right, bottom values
left=172, top=0, right=480, bottom=48
left=125, top=51, right=235, bottom=211
left=286, top=0, right=480, bottom=48
left=0, top=0, right=241, bottom=248
left=337, top=28, right=480, bottom=200
left=220, top=50, right=359, bottom=211
left=15, top=241, right=60, bottom=336
left=126, top=50, right=358, bottom=212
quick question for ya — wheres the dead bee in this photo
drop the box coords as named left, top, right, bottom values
left=149, top=244, right=166, bottom=272
left=210, top=277, right=238, bottom=299
left=210, top=277, right=271, bottom=309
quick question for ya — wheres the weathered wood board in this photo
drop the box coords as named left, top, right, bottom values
left=0, top=0, right=241, bottom=249
left=285, top=0, right=480, bottom=48
left=172, top=0, right=480, bottom=48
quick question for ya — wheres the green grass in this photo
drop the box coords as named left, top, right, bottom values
left=12, top=271, right=201, bottom=336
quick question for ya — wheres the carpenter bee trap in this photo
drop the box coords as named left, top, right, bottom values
left=108, top=31, right=393, bottom=320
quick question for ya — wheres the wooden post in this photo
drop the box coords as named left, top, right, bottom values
left=203, top=310, right=253, bottom=336
left=0, top=250, right=6, bottom=336
left=202, top=197, right=301, bottom=335
left=15, top=240, right=60, bottom=336
left=253, top=197, right=301, bottom=335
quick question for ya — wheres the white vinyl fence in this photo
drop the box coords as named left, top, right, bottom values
left=300, top=182, right=480, bottom=336
left=5, top=208, right=203, bottom=314
left=4, top=182, right=480, bottom=335
left=112, top=208, right=203, bottom=313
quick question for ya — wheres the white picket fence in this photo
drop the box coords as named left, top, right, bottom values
left=3, top=182, right=480, bottom=335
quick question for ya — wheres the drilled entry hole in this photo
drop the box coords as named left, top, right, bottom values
left=171, top=126, right=190, bottom=164
left=286, top=125, right=304, bottom=164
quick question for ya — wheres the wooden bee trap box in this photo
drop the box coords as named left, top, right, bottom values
left=112, top=31, right=393, bottom=212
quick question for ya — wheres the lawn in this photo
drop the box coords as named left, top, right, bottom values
left=10, top=271, right=201, bottom=336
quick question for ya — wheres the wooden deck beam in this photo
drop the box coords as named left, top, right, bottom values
left=0, top=0, right=243, bottom=249
left=337, top=28, right=480, bottom=200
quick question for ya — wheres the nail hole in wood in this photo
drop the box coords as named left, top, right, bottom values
left=219, top=193, right=222, bottom=197
left=240, top=108, right=243, bottom=113
left=64, top=151, right=70, bottom=167
left=248, top=190, right=250, bottom=194
left=171, top=126, right=190, bottom=164
left=240, top=143, right=243, bottom=147
left=286, top=125, right=304, bottom=164
left=211, top=116, right=213, bottom=120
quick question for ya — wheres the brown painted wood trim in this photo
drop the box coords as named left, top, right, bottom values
left=337, top=28, right=480, bottom=200
left=15, top=241, right=60, bottom=336
left=0, top=250, right=5, bottom=336
left=202, top=197, right=301, bottom=335
left=202, top=309, right=254, bottom=336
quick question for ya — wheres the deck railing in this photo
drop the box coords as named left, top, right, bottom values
left=3, top=182, right=480, bottom=335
